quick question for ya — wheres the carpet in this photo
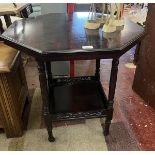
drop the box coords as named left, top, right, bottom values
left=0, top=87, right=141, bottom=151
left=0, top=88, right=108, bottom=151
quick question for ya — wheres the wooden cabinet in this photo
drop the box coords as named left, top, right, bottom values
left=133, top=4, right=155, bottom=108
left=0, top=43, right=29, bottom=137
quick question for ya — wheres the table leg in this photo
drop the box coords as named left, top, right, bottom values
left=103, top=58, right=119, bottom=136
left=0, top=19, right=4, bottom=34
left=95, top=59, right=107, bottom=133
left=95, top=59, right=100, bottom=80
left=46, top=62, right=52, bottom=89
left=133, top=42, right=141, bottom=65
left=4, top=15, right=12, bottom=27
left=70, top=60, right=74, bottom=77
left=37, top=61, right=55, bottom=142
left=45, top=62, right=55, bottom=113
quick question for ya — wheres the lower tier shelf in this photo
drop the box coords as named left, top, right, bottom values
left=49, top=76, right=108, bottom=120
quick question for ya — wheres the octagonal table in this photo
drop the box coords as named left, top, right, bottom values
left=0, top=13, right=145, bottom=142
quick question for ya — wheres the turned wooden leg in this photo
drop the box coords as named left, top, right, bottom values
left=45, top=62, right=52, bottom=95
left=37, top=61, right=55, bottom=142
left=46, top=62, right=52, bottom=84
left=95, top=59, right=100, bottom=80
left=95, top=59, right=109, bottom=133
left=46, top=62, right=55, bottom=114
left=4, top=15, right=12, bottom=27
left=103, top=58, right=119, bottom=136
left=44, top=107, right=55, bottom=142
left=95, top=59, right=108, bottom=132
left=0, top=19, right=4, bottom=34
left=103, top=109, right=113, bottom=136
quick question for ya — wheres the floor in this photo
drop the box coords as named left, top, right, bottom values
left=24, top=46, right=155, bottom=151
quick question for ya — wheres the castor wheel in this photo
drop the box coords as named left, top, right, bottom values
left=48, top=136, right=55, bottom=142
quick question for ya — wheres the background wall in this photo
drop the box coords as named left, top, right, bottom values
left=40, top=3, right=67, bottom=14
left=36, top=3, right=69, bottom=76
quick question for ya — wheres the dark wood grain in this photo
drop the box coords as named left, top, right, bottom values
left=53, top=77, right=107, bottom=113
left=0, top=13, right=145, bottom=60
left=37, top=61, right=55, bottom=142
left=104, top=58, right=119, bottom=136
left=95, top=59, right=100, bottom=80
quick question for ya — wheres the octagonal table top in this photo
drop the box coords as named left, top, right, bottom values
left=0, top=12, right=145, bottom=60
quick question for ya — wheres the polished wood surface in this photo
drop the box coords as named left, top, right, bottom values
left=0, top=48, right=29, bottom=138
left=1, top=13, right=145, bottom=60
left=0, top=42, right=18, bottom=73
left=0, top=3, right=29, bottom=16
left=53, top=78, right=107, bottom=113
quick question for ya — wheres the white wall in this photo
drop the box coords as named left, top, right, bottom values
left=40, top=3, right=67, bottom=14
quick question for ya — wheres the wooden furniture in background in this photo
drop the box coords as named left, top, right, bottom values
left=0, top=3, right=30, bottom=16
left=0, top=43, right=29, bottom=138
left=133, top=4, right=155, bottom=108
left=0, top=3, right=31, bottom=27
left=0, top=18, right=3, bottom=34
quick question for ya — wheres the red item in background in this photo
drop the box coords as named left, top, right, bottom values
left=70, top=60, right=75, bottom=77
left=67, top=3, right=75, bottom=77
left=67, top=3, right=75, bottom=13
